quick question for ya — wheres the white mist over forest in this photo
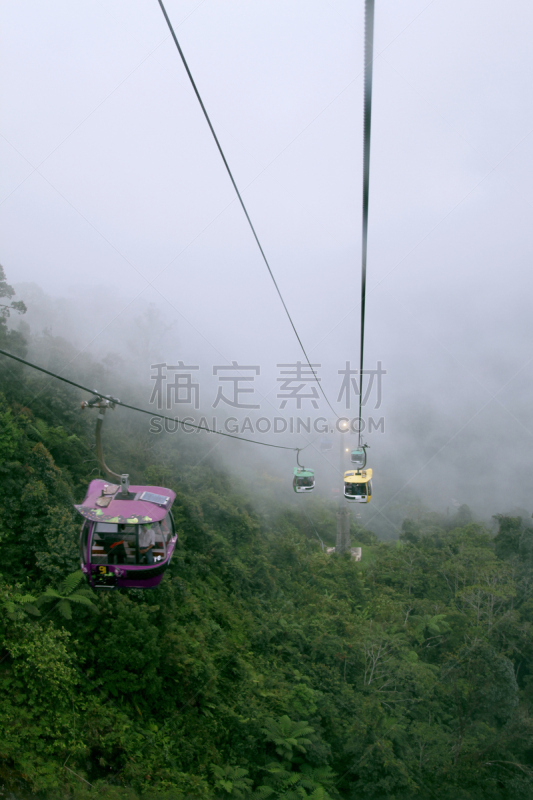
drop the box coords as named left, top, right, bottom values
left=8, top=273, right=532, bottom=542
left=4, top=0, right=533, bottom=536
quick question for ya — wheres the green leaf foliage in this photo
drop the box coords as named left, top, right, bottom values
left=1, top=275, right=533, bottom=798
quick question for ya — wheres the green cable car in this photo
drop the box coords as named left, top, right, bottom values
left=293, top=467, right=315, bottom=493
left=293, top=449, right=315, bottom=493
left=350, top=447, right=367, bottom=469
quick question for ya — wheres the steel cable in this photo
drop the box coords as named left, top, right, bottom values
left=0, top=348, right=298, bottom=451
left=155, top=0, right=339, bottom=419
left=358, top=0, right=375, bottom=447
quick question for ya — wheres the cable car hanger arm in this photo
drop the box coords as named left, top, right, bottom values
left=81, top=398, right=122, bottom=482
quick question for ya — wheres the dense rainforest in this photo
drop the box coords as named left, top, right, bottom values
left=1, top=272, right=533, bottom=799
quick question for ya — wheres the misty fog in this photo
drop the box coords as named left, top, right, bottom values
left=2, top=0, right=533, bottom=537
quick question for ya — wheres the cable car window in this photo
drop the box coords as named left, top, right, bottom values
left=345, top=483, right=367, bottom=496
left=118, top=524, right=137, bottom=564
left=152, top=519, right=166, bottom=562
left=94, top=522, right=128, bottom=565
left=95, top=523, right=119, bottom=534
left=160, top=513, right=174, bottom=559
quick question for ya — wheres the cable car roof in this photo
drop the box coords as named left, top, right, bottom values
left=75, top=479, right=176, bottom=524
left=293, top=467, right=314, bottom=478
left=344, top=469, right=373, bottom=484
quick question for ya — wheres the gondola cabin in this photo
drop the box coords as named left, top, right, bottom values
left=344, top=468, right=373, bottom=504
left=319, top=435, right=333, bottom=453
left=293, top=467, right=315, bottom=493
left=76, top=479, right=177, bottom=589
left=350, top=448, right=367, bottom=469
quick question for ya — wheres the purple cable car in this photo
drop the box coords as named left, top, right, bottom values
left=76, top=478, right=177, bottom=590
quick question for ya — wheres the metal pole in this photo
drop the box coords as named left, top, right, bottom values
left=336, top=421, right=352, bottom=554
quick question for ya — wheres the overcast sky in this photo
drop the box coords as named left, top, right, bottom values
left=2, top=0, right=533, bottom=528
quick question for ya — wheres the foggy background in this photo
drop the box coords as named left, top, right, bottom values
left=2, top=0, right=533, bottom=537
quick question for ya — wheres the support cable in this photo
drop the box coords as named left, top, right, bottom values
left=0, top=348, right=298, bottom=452
left=358, top=0, right=375, bottom=447
left=155, top=0, right=338, bottom=419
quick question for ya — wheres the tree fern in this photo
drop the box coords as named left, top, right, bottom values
left=37, top=570, right=99, bottom=617
left=61, top=569, right=84, bottom=595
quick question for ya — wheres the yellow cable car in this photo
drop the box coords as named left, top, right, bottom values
left=344, top=468, right=373, bottom=504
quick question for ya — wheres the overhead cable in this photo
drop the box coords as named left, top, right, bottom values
left=155, top=0, right=339, bottom=419
left=357, top=0, right=375, bottom=447
left=0, top=348, right=299, bottom=452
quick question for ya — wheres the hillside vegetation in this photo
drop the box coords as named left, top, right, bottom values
left=1, top=279, right=533, bottom=799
